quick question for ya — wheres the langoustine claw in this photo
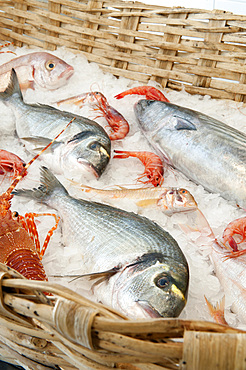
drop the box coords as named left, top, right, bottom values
left=114, top=86, right=170, bottom=102
left=114, top=150, right=164, bottom=187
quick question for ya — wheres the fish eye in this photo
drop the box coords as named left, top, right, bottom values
left=46, top=61, right=56, bottom=70
left=181, top=189, right=187, bottom=194
left=89, top=142, right=99, bottom=150
left=155, top=275, right=170, bottom=289
left=12, top=211, right=19, bottom=218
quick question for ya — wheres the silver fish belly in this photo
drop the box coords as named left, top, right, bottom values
left=134, top=100, right=246, bottom=208
left=1, top=70, right=111, bottom=178
left=14, top=166, right=189, bottom=320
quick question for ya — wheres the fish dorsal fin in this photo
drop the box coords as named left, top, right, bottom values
left=174, top=116, right=197, bottom=130
left=0, top=68, right=23, bottom=100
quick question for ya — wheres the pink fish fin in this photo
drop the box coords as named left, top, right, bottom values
left=19, top=80, right=35, bottom=91
left=180, top=208, right=215, bottom=238
left=204, top=295, right=228, bottom=325
left=136, top=198, right=158, bottom=208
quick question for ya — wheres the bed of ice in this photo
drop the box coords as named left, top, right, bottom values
left=0, top=44, right=245, bottom=329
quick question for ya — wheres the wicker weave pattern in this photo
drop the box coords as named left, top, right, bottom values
left=0, top=263, right=245, bottom=370
left=1, top=0, right=246, bottom=101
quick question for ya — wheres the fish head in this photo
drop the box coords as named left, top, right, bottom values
left=134, top=99, right=198, bottom=134
left=61, top=131, right=111, bottom=179
left=32, top=52, right=74, bottom=90
left=134, top=100, right=171, bottom=132
left=158, top=188, right=198, bottom=215
left=113, top=255, right=189, bottom=319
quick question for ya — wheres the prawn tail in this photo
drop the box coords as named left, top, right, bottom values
left=12, top=166, right=68, bottom=202
left=204, top=296, right=228, bottom=325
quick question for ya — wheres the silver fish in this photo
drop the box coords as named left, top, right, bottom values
left=0, top=52, right=74, bottom=91
left=1, top=69, right=111, bottom=178
left=14, top=166, right=189, bottom=320
left=135, top=100, right=246, bottom=208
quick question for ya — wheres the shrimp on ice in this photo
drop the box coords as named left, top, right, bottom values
left=114, top=86, right=170, bottom=102
left=0, top=42, right=16, bottom=55
left=58, top=91, right=130, bottom=140
left=222, top=216, right=246, bottom=258
left=0, top=149, right=26, bottom=181
left=114, top=150, right=164, bottom=187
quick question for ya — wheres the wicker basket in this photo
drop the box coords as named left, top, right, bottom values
left=0, top=1, right=246, bottom=369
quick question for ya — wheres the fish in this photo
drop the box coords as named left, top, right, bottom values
left=134, top=100, right=246, bottom=209
left=71, top=182, right=198, bottom=216
left=14, top=166, right=189, bottom=320
left=0, top=52, right=74, bottom=92
left=1, top=69, right=111, bottom=179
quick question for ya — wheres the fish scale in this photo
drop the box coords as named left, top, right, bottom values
left=14, top=166, right=189, bottom=320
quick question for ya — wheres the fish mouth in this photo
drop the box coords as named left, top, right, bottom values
left=60, top=65, right=74, bottom=80
left=77, top=158, right=101, bottom=178
left=136, top=301, right=163, bottom=318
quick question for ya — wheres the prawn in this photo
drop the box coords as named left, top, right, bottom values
left=0, top=117, right=75, bottom=280
left=114, top=86, right=170, bottom=102
left=0, top=149, right=26, bottom=180
left=114, top=150, right=164, bottom=187
left=0, top=42, right=16, bottom=55
left=58, top=91, right=130, bottom=140
left=222, top=216, right=246, bottom=258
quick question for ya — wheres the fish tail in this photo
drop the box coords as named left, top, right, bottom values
left=0, top=68, right=23, bottom=101
left=204, top=295, right=228, bottom=325
left=13, top=166, right=68, bottom=201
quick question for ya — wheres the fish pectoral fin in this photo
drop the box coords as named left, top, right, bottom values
left=69, top=266, right=121, bottom=283
left=136, top=199, right=157, bottom=208
left=21, top=136, right=61, bottom=151
left=174, top=116, right=197, bottom=131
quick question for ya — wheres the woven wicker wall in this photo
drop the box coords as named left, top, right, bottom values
left=1, top=0, right=246, bottom=102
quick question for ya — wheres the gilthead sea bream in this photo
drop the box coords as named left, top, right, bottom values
left=1, top=70, right=111, bottom=179
left=134, top=100, right=246, bottom=208
left=14, top=166, right=189, bottom=320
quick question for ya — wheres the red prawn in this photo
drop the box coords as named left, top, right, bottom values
left=0, top=149, right=26, bottom=180
left=114, top=150, right=164, bottom=187
left=0, top=117, right=75, bottom=281
left=114, top=86, right=170, bottom=102
left=222, top=216, right=246, bottom=258
left=0, top=42, right=16, bottom=55
left=58, top=91, right=130, bottom=140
